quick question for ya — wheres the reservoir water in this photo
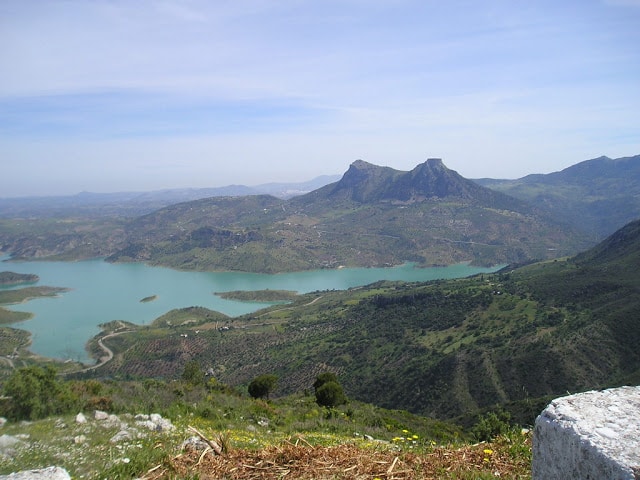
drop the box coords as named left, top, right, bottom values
left=0, top=257, right=501, bottom=363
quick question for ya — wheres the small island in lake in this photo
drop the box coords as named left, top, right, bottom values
left=140, top=295, right=158, bottom=303
left=215, top=289, right=299, bottom=302
left=0, top=271, right=39, bottom=286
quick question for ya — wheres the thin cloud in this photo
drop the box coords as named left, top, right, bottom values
left=0, top=0, right=638, bottom=196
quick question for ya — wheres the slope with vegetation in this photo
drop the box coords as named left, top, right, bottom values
left=70, top=219, right=640, bottom=429
left=0, top=364, right=531, bottom=479
left=476, top=154, right=640, bottom=239
left=104, top=158, right=588, bottom=272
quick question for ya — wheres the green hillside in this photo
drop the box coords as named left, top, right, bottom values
left=104, top=159, right=588, bottom=272
left=476, top=154, right=640, bottom=239
left=78, top=219, right=640, bottom=425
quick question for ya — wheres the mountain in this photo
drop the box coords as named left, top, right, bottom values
left=301, top=158, right=523, bottom=207
left=103, top=159, right=589, bottom=272
left=475, top=154, right=640, bottom=239
left=0, top=175, right=341, bottom=218
left=89, top=219, right=640, bottom=425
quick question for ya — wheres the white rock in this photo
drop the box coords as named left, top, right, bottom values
left=0, top=434, right=21, bottom=450
left=0, top=467, right=71, bottom=480
left=135, top=420, right=157, bottom=431
left=73, top=435, right=86, bottom=445
left=94, top=410, right=109, bottom=421
left=180, top=436, right=209, bottom=452
left=0, top=418, right=7, bottom=428
left=110, top=430, right=133, bottom=443
left=75, top=413, right=87, bottom=424
left=149, top=413, right=163, bottom=423
left=533, top=386, right=640, bottom=480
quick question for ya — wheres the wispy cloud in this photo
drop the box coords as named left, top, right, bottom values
left=0, top=0, right=639, bottom=196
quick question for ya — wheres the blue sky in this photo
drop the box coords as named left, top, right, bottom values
left=1, top=0, right=639, bottom=197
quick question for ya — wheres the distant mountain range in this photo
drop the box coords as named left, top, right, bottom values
left=2, top=154, right=639, bottom=272
left=0, top=175, right=341, bottom=218
left=475, top=154, right=640, bottom=239
left=102, top=158, right=587, bottom=272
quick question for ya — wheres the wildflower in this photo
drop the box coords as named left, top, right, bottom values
left=412, top=434, right=419, bottom=439
left=402, top=429, right=409, bottom=434
left=483, top=448, right=493, bottom=455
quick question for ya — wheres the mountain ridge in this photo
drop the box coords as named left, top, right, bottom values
left=100, top=158, right=587, bottom=271
left=475, top=154, right=640, bottom=238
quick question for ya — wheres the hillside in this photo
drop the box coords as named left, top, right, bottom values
left=0, top=373, right=531, bottom=479
left=475, top=154, right=640, bottom=239
left=81, top=219, right=640, bottom=425
left=104, top=159, right=588, bottom=272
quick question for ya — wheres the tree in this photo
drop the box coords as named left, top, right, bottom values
left=315, top=381, right=346, bottom=408
left=313, top=372, right=346, bottom=408
left=181, top=360, right=204, bottom=386
left=248, top=374, right=278, bottom=399
left=2, top=365, right=78, bottom=421
left=313, top=372, right=338, bottom=391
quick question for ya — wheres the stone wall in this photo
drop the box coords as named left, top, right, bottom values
left=533, top=386, right=640, bottom=479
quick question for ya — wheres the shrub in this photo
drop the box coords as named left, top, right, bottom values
left=313, top=372, right=339, bottom=391
left=181, top=360, right=204, bottom=386
left=315, top=381, right=346, bottom=408
left=248, top=374, right=278, bottom=399
left=471, top=409, right=512, bottom=442
left=2, top=365, right=79, bottom=421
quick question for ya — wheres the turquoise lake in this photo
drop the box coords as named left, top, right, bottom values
left=0, top=257, right=502, bottom=363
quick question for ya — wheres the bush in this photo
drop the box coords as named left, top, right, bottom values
left=248, top=374, right=278, bottom=399
left=315, top=381, right=346, bottom=408
left=313, top=372, right=339, bottom=391
left=2, top=365, right=79, bottom=421
left=471, top=409, right=512, bottom=442
left=181, top=360, right=204, bottom=386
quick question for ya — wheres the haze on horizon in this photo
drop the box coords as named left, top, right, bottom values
left=1, top=0, right=639, bottom=198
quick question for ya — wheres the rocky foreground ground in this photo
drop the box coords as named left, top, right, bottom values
left=0, top=409, right=531, bottom=479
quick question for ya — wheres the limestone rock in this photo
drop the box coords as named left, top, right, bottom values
left=94, top=410, right=109, bottom=421
left=109, top=430, right=133, bottom=443
left=0, top=466, right=71, bottom=480
left=75, top=413, right=87, bottom=424
left=533, top=385, right=640, bottom=480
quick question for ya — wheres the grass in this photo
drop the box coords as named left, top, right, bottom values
left=0, top=391, right=532, bottom=479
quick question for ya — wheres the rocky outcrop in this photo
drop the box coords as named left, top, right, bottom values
left=0, top=467, right=70, bottom=480
left=533, top=386, right=640, bottom=479
left=0, top=411, right=174, bottom=478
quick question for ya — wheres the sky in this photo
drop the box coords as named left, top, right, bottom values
left=1, top=0, right=639, bottom=197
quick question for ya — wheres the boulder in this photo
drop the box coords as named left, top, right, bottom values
left=0, top=466, right=71, bottom=480
left=93, top=410, right=109, bottom=421
left=533, top=386, right=640, bottom=479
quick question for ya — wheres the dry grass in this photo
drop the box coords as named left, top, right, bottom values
left=143, top=434, right=531, bottom=480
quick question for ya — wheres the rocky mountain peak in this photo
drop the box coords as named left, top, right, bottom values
left=305, top=157, right=513, bottom=207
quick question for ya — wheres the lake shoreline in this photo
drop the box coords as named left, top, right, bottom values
left=0, top=255, right=505, bottom=363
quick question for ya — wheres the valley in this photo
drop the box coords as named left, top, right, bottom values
left=0, top=154, right=639, bottom=478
